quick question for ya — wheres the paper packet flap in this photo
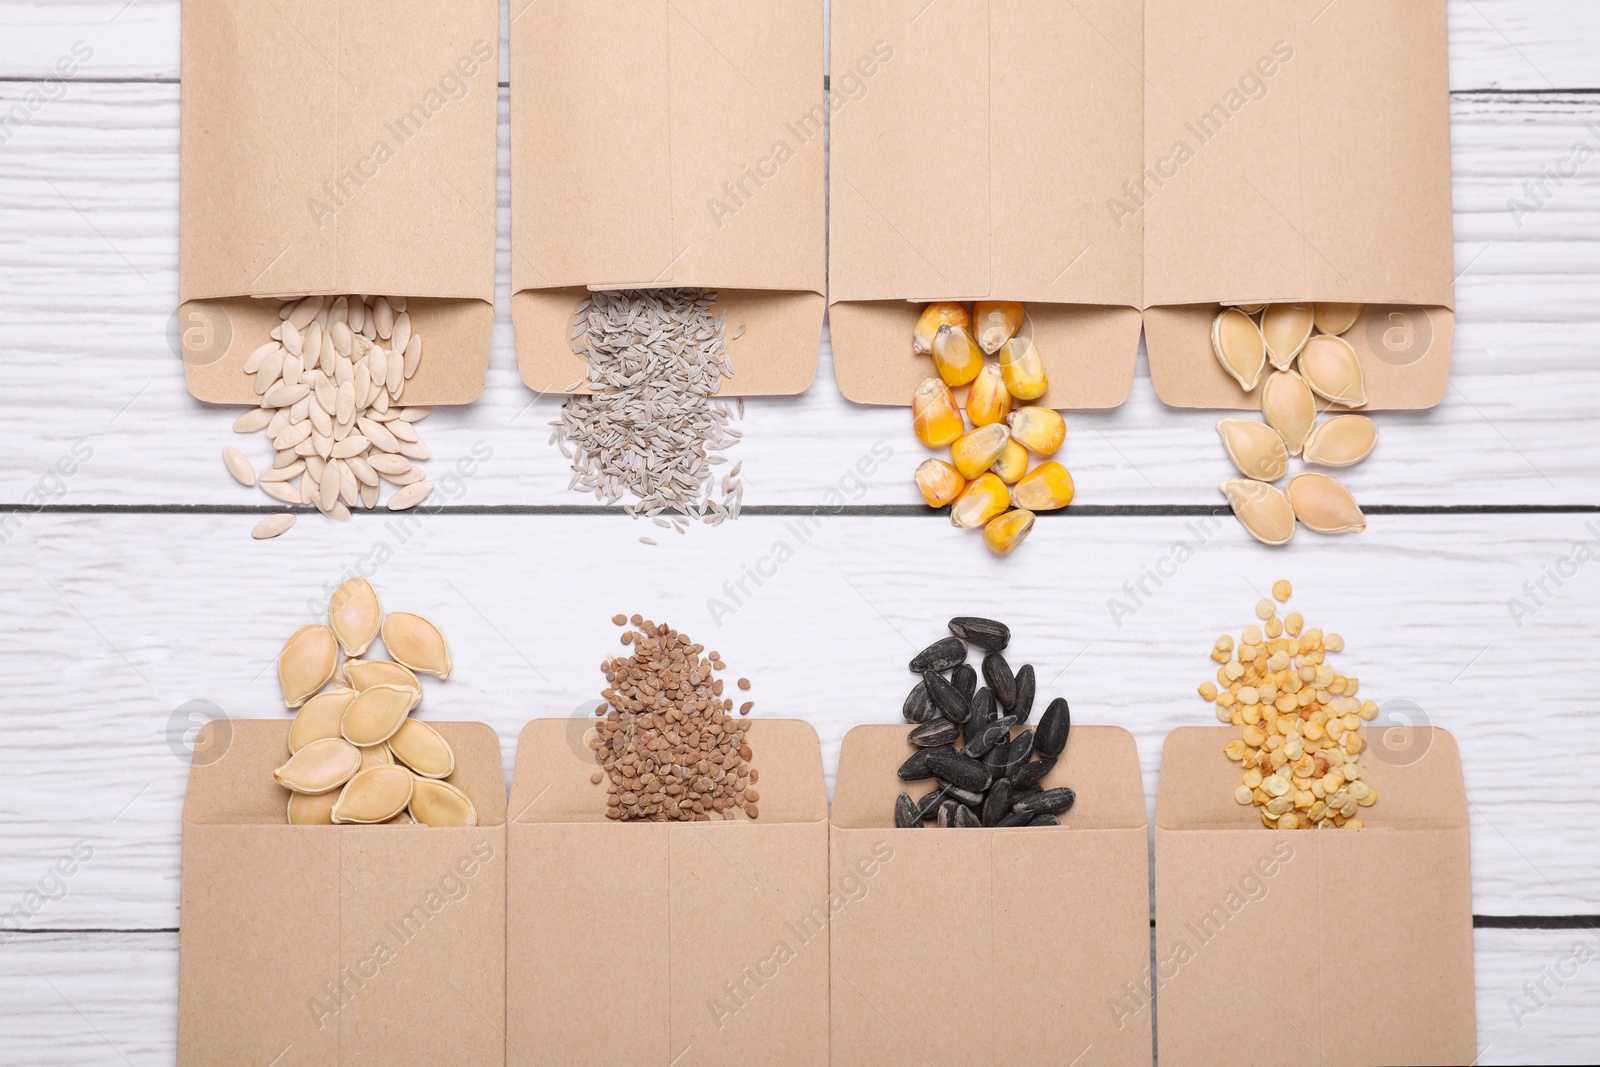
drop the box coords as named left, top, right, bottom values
left=831, top=724, right=1147, bottom=830
left=510, top=718, right=826, bottom=824
left=828, top=0, right=1143, bottom=309
left=179, top=0, right=498, bottom=303
left=1154, top=725, right=1465, bottom=831
left=182, top=719, right=507, bottom=826
left=1142, top=0, right=1454, bottom=310
left=510, top=0, right=824, bottom=297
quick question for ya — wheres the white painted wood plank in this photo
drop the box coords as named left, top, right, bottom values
left=1, top=0, right=1598, bottom=89
left=0, top=512, right=1595, bottom=928
left=3, top=926, right=1596, bottom=1065
left=0, top=86, right=1597, bottom=509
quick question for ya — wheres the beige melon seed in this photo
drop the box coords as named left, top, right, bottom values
left=345, top=455, right=379, bottom=487
left=1211, top=308, right=1267, bottom=391
left=274, top=737, right=362, bottom=794
left=1222, top=479, right=1297, bottom=547
left=1302, top=415, right=1379, bottom=468
left=381, top=612, right=451, bottom=678
left=234, top=407, right=274, bottom=433
left=387, top=481, right=434, bottom=511
left=259, top=461, right=304, bottom=484
left=1261, top=304, right=1315, bottom=371
left=332, top=765, right=414, bottom=824
left=398, top=406, right=431, bottom=422
left=1298, top=334, right=1368, bottom=408
left=287, top=790, right=339, bottom=825
left=288, top=295, right=324, bottom=330
left=252, top=513, right=297, bottom=540
left=279, top=624, right=339, bottom=708
left=1314, top=302, right=1362, bottom=336
left=343, top=658, right=422, bottom=699
left=396, top=439, right=431, bottom=461
left=387, top=718, right=455, bottom=779
left=289, top=687, right=358, bottom=753
left=261, top=481, right=301, bottom=506
left=403, top=336, right=423, bottom=379
left=1216, top=418, right=1289, bottom=482
left=222, top=447, right=256, bottom=487
left=340, top=683, right=419, bottom=747
left=329, top=577, right=382, bottom=656
left=409, top=778, right=477, bottom=828
left=1287, top=473, right=1367, bottom=534
left=360, top=481, right=380, bottom=509
left=1261, top=370, right=1316, bottom=456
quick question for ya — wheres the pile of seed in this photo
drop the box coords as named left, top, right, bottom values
left=894, top=617, right=1075, bottom=828
left=1210, top=303, right=1374, bottom=545
left=272, top=578, right=476, bottom=827
left=551, top=289, right=744, bottom=540
left=226, top=294, right=436, bottom=540
left=1202, top=580, right=1379, bottom=830
left=588, top=614, right=759, bottom=821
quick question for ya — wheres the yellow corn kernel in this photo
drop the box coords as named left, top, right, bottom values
left=931, top=324, right=984, bottom=387
left=1010, top=461, right=1074, bottom=511
left=950, top=473, right=1009, bottom=529
left=914, top=458, right=965, bottom=508
left=998, top=336, right=1048, bottom=400
left=950, top=423, right=1010, bottom=480
left=911, top=377, right=964, bottom=447
left=972, top=300, right=1025, bottom=355
left=991, top=439, right=1028, bottom=484
left=983, top=509, right=1036, bottom=555
left=965, top=362, right=1012, bottom=427
left=1007, top=406, right=1066, bottom=456
left=913, top=302, right=969, bottom=356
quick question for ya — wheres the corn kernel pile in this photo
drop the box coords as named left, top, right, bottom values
left=1202, top=580, right=1380, bottom=830
left=911, top=301, right=1075, bottom=557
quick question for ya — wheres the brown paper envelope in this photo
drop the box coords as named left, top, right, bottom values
left=1153, top=726, right=1475, bottom=1066
left=505, top=718, right=830, bottom=1066
left=510, top=1, right=826, bottom=397
left=830, top=725, right=1154, bottom=1067
left=828, top=0, right=1146, bottom=408
left=1143, top=0, right=1456, bottom=409
left=178, top=0, right=499, bottom=405
left=177, top=719, right=507, bottom=1067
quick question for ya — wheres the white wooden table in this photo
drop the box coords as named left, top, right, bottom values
left=1, top=1, right=1597, bottom=1063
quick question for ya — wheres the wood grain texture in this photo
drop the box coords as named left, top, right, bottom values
left=0, top=85, right=1597, bottom=509
left=2, top=927, right=1595, bottom=1066
left=0, top=512, right=1595, bottom=929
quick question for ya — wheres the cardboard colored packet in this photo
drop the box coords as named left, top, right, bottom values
left=178, top=720, right=507, bottom=1066
left=1153, top=726, right=1475, bottom=1067
left=830, top=725, right=1154, bottom=1067
left=829, top=0, right=1453, bottom=412
left=505, top=718, right=830, bottom=1067
left=177, top=0, right=499, bottom=406
left=510, top=0, right=826, bottom=398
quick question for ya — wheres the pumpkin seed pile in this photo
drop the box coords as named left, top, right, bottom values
left=1211, top=303, right=1374, bottom=545
left=587, top=614, right=759, bottom=821
left=1201, top=580, right=1379, bottom=830
left=272, top=578, right=476, bottom=827
left=551, top=289, right=745, bottom=539
left=229, top=295, right=436, bottom=540
left=894, top=617, right=1076, bottom=828
left=911, top=302, right=1075, bottom=557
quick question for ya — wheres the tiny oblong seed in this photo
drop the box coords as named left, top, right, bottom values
left=332, top=765, right=414, bottom=824
left=274, top=738, right=362, bottom=794
left=289, top=687, right=358, bottom=753
left=410, top=778, right=477, bottom=827
left=328, top=577, right=382, bottom=656
left=340, top=683, right=420, bottom=746
left=279, top=624, right=338, bottom=708
left=387, top=718, right=455, bottom=779
left=381, top=612, right=451, bottom=678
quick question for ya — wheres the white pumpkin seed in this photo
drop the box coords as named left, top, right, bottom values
left=332, top=765, right=414, bottom=824
left=387, top=481, right=434, bottom=511
left=287, top=790, right=338, bottom=825
left=1287, top=473, right=1366, bottom=534
left=274, top=737, right=361, bottom=794
left=381, top=612, right=451, bottom=678
left=409, top=778, right=477, bottom=827
left=1222, top=479, right=1296, bottom=546
left=329, top=577, right=381, bottom=656
left=1211, top=308, right=1266, bottom=391
left=252, top=513, right=296, bottom=539
left=1216, top=418, right=1289, bottom=482
left=358, top=744, right=394, bottom=772
left=387, top=719, right=455, bottom=779
left=1261, top=370, right=1316, bottom=456
left=340, top=683, right=419, bottom=746
left=344, top=658, right=422, bottom=700
left=1298, top=334, right=1368, bottom=407
left=221, top=447, right=255, bottom=487
left=1303, top=415, right=1378, bottom=468
left=1314, top=302, right=1362, bottom=336
left=290, top=687, right=358, bottom=753
left=279, top=624, right=339, bottom=708
left=1261, top=304, right=1314, bottom=370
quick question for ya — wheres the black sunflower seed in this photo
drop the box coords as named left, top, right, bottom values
left=916, top=788, right=947, bottom=821
left=898, top=745, right=948, bottom=782
left=1010, top=756, right=1056, bottom=790
left=1012, top=663, right=1036, bottom=724
left=1029, top=814, right=1060, bottom=827
left=925, top=748, right=992, bottom=793
left=981, top=779, right=1015, bottom=827
left=908, top=719, right=960, bottom=747
left=937, top=800, right=958, bottom=828
left=948, top=617, right=1010, bottom=652
left=1013, top=787, right=1076, bottom=818
left=983, top=737, right=1011, bottom=776
left=951, top=663, right=977, bottom=701
left=966, top=715, right=1017, bottom=758
left=996, top=809, right=1031, bottom=828
left=951, top=804, right=981, bottom=828
left=983, top=652, right=1017, bottom=710
left=965, top=687, right=996, bottom=742
left=1002, top=730, right=1035, bottom=779
left=937, top=782, right=986, bottom=807
left=1035, top=697, right=1071, bottom=758
left=903, top=681, right=933, bottom=724
left=895, top=793, right=921, bottom=828
left=924, top=671, right=971, bottom=723
left=910, top=636, right=967, bottom=674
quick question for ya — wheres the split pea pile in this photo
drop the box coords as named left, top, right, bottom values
left=588, top=615, right=759, bottom=821
left=1202, top=580, right=1379, bottom=830
left=271, top=578, right=476, bottom=827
